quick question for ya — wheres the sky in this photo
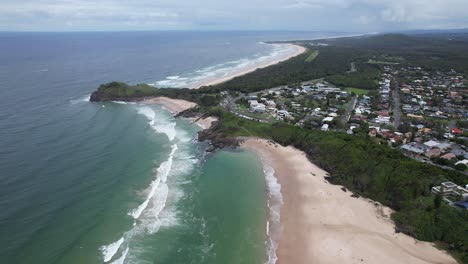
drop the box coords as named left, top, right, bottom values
left=1, top=0, right=468, bottom=32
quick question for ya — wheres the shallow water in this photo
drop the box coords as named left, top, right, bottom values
left=0, top=31, right=352, bottom=263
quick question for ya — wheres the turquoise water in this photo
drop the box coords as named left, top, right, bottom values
left=2, top=102, right=267, bottom=264
left=0, top=31, right=351, bottom=263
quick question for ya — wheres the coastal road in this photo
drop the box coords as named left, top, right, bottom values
left=392, top=80, right=402, bottom=129
left=340, top=96, right=357, bottom=127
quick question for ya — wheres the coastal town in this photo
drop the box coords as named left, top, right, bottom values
left=219, top=64, right=468, bottom=210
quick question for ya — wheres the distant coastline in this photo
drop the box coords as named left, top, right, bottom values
left=189, top=44, right=306, bottom=89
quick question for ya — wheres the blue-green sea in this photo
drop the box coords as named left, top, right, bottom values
left=0, top=31, right=351, bottom=264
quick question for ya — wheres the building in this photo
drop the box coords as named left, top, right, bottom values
left=252, top=103, right=266, bottom=113
left=440, top=153, right=456, bottom=160
left=431, top=182, right=459, bottom=196
left=400, top=142, right=430, bottom=157
left=321, top=124, right=329, bottom=131
left=432, top=182, right=468, bottom=208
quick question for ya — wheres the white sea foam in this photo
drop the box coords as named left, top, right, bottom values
left=262, top=163, right=283, bottom=264
left=109, top=247, right=129, bottom=264
left=129, top=144, right=178, bottom=219
left=101, top=237, right=125, bottom=262
left=69, top=94, right=91, bottom=104
left=129, top=177, right=161, bottom=219
left=99, top=105, right=201, bottom=263
left=151, top=43, right=296, bottom=88
left=137, top=106, right=177, bottom=141
left=112, top=101, right=128, bottom=105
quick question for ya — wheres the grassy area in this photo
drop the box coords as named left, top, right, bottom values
left=212, top=110, right=272, bottom=138
left=345, top=87, right=370, bottom=95
left=368, top=59, right=401, bottom=65
left=305, top=50, right=319, bottom=62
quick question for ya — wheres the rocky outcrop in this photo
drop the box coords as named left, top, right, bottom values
left=198, top=121, right=240, bottom=152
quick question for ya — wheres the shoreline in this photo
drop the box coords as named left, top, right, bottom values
left=187, top=44, right=306, bottom=89
left=142, top=96, right=218, bottom=129
left=242, top=138, right=457, bottom=264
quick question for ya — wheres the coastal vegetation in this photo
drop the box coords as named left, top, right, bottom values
left=90, top=82, right=221, bottom=106
left=204, top=109, right=468, bottom=263
left=345, top=87, right=369, bottom=95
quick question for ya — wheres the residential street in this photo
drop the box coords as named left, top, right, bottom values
left=392, top=80, right=401, bottom=128
left=340, top=95, right=357, bottom=126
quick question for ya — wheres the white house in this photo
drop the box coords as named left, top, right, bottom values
left=252, top=103, right=266, bottom=113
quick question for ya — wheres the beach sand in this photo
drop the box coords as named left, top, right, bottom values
left=143, top=97, right=197, bottom=114
left=242, top=138, right=457, bottom=264
left=143, top=97, right=218, bottom=129
left=189, top=44, right=306, bottom=89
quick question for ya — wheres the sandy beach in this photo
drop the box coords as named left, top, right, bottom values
left=143, top=96, right=218, bottom=129
left=189, top=44, right=306, bottom=89
left=143, top=97, right=197, bottom=114
left=242, top=138, right=457, bottom=264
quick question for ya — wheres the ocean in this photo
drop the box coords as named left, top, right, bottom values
left=0, top=31, right=351, bottom=264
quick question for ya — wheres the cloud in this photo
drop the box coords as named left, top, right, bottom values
left=0, top=0, right=467, bottom=31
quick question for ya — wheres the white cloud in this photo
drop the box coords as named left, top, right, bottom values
left=0, top=0, right=467, bottom=31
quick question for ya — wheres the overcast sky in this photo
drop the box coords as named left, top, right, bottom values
left=1, top=0, right=468, bottom=32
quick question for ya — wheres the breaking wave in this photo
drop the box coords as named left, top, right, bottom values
left=262, top=161, right=283, bottom=264
left=137, top=106, right=177, bottom=141
left=100, top=104, right=199, bottom=263
left=129, top=144, right=178, bottom=220
left=151, top=43, right=297, bottom=88
left=69, top=94, right=91, bottom=104
left=101, top=237, right=125, bottom=263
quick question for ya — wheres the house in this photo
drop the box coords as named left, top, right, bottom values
left=265, top=100, right=276, bottom=107
left=368, top=128, right=377, bottom=137
left=425, top=148, right=441, bottom=158
left=401, top=142, right=430, bottom=156
left=451, top=128, right=463, bottom=135
left=431, top=182, right=459, bottom=196
left=440, top=153, right=456, bottom=160
left=321, top=124, right=329, bottom=131
left=254, top=104, right=267, bottom=113
left=451, top=147, right=466, bottom=157
left=424, top=140, right=440, bottom=148
left=322, top=117, right=334, bottom=123
left=432, top=182, right=468, bottom=209
left=248, top=100, right=259, bottom=106
left=437, top=143, right=452, bottom=151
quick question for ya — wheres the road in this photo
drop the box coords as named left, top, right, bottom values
left=392, top=80, right=402, bottom=129
left=340, top=96, right=357, bottom=127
